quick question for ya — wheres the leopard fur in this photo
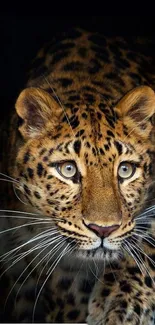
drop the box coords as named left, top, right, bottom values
left=0, top=28, right=155, bottom=324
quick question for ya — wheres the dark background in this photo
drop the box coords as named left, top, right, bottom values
left=0, top=15, right=155, bottom=121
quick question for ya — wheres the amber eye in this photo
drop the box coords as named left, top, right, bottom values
left=118, top=162, right=135, bottom=180
left=57, top=161, right=77, bottom=179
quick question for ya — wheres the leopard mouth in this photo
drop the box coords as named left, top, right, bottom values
left=74, top=236, right=123, bottom=261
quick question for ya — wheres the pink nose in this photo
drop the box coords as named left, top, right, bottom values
left=86, top=223, right=119, bottom=238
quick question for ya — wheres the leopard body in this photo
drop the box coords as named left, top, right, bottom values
left=0, top=29, right=155, bottom=324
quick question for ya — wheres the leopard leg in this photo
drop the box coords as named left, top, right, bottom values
left=87, top=263, right=155, bottom=325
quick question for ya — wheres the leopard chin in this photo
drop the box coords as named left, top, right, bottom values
left=76, top=246, right=121, bottom=262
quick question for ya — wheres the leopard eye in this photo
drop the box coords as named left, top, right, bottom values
left=118, top=162, right=135, bottom=180
left=57, top=161, right=77, bottom=179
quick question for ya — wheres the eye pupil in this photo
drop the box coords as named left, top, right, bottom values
left=122, top=166, right=128, bottom=172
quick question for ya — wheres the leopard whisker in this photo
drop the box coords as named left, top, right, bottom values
left=0, top=214, right=51, bottom=221
left=14, top=235, right=64, bottom=305
left=134, top=225, right=152, bottom=231
left=0, top=227, right=59, bottom=262
left=16, top=232, right=60, bottom=261
left=0, top=221, right=53, bottom=235
left=35, top=239, right=68, bottom=294
left=126, top=237, right=154, bottom=282
left=35, top=240, right=77, bottom=302
left=5, top=244, right=50, bottom=306
left=47, top=241, right=76, bottom=279
left=0, top=211, right=63, bottom=224
left=1, top=232, right=62, bottom=288
left=12, top=184, right=28, bottom=205
left=123, top=240, right=145, bottom=275
left=1, top=229, right=59, bottom=264
left=133, top=228, right=155, bottom=239
left=88, top=260, right=104, bottom=284
left=66, top=241, right=78, bottom=258
left=0, top=172, right=20, bottom=183
left=46, top=238, right=77, bottom=276
left=135, top=218, right=155, bottom=224
left=32, top=242, right=74, bottom=321
left=93, top=257, right=99, bottom=276
left=132, top=231, right=155, bottom=248
left=137, top=205, right=155, bottom=216
left=135, top=218, right=155, bottom=223
left=6, top=235, right=63, bottom=308
left=129, top=239, right=155, bottom=284
left=0, top=209, right=45, bottom=217
left=0, top=178, right=19, bottom=185
left=68, top=255, right=85, bottom=289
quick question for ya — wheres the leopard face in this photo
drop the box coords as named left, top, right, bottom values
left=10, top=85, right=155, bottom=263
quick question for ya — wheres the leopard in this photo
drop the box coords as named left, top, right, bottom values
left=0, top=28, right=155, bottom=324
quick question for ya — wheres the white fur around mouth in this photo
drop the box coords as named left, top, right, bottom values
left=103, top=237, right=121, bottom=250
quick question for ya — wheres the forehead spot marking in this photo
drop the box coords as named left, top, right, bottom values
left=73, top=140, right=81, bottom=155
left=37, top=163, right=44, bottom=177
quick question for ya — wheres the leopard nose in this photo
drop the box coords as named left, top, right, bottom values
left=86, top=223, right=120, bottom=238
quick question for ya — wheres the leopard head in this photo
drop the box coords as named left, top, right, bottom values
left=12, top=85, right=155, bottom=263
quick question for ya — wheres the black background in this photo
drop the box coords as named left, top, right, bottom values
left=0, top=15, right=155, bottom=121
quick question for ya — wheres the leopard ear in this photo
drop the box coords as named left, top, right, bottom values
left=118, top=86, right=155, bottom=141
left=15, top=87, right=62, bottom=139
